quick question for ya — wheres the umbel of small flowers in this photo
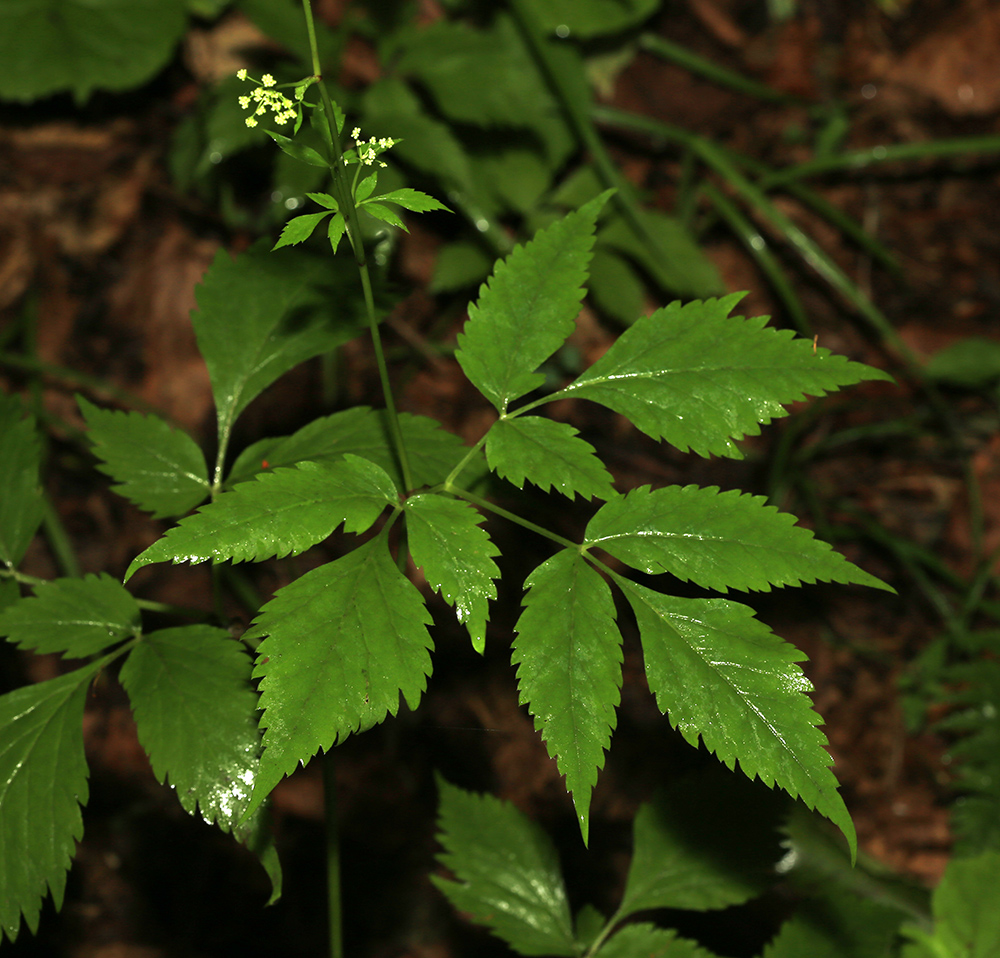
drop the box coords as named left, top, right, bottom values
left=347, top=127, right=395, bottom=169
left=236, top=69, right=297, bottom=128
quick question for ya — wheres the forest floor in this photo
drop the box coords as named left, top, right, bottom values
left=3, top=0, right=1000, bottom=955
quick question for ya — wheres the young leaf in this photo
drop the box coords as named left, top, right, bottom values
left=0, top=657, right=108, bottom=943
left=618, top=768, right=780, bottom=916
left=245, top=535, right=433, bottom=810
left=513, top=550, right=622, bottom=844
left=900, top=851, right=1000, bottom=958
left=486, top=416, right=615, bottom=500
left=617, top=578, right=857, bottom=862
left=359, top=202, right=407, bottom=231
left=585, top=485, right=891, bottom=593
left=305, top=191, right=338, bottom=210
left=328, top=213, right=348, bottom=254
left=119, top=626, right=260, bottom=832
left=372, top=188, right=451, bottom=213
left=456, top=191, right=611, bottom=414
left=126, top=456, right=398, bottom=580
left=191, top=241, right=359, bottom=455
left=264, top=129, right=329, bottom=168
left=0, top=394, right=44, bottom=568
left=559, top=293, right=893, bottom=458
left=404, top=494, right=500, bottom=653
left=598, top=925, right=719, bottom=958
left=271, top=210, right=333, bottom=251
left=0, top=573, right=139, bottom=658
left=77, top=396, right=209, bottom=519
left=432, top=777, right=577, bottom=957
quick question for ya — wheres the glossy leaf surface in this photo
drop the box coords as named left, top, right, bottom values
left=585, top=485, right=890, bottom=593
left=432, top=778, right=577, bottom=957
left=487, top=417, right=615, bottom=501
left=404, top=494, right=500, bottom=653
left=618, top=578, right=857, bottom=861
left=513, top=550, right=621, bottom=843
left=126, top=456, right=398, bottom=579
left=0, top=573, right=139, bottom=658
left=245, top=536, right=433, bottom=810
left=78, top=397, right=209, bottom=519
left=561, top=293, right=892, bottom=458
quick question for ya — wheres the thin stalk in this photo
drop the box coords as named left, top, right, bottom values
left=299, top=0, right=413, bottom=493
left=451, top=486, right=579, bottom=553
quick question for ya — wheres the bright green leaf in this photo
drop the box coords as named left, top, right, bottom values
left=619, top=768, right=780, bottom=915
left=126, top=456, right=398, bottom=579
left=487, top=416, right=615, bottom=500
left=356, top=174, right=378, bottom=203
left=191, top=241, right=361, bottom=455
left=264, top=129, right=329, bottom=168
left=77, top=396, right=209, bottom=519
left=432, top=777, right=577, bottom=957
left=456, top=191, right=611, bottom=413
left=0, top=396, right=44, bottom=568
left=245, top=536, right=433, bottom=809
left=373, top=188, right=450, bottom=213
left=585, top=485, right=890, bottom=593
left=560, top=293, right=893, bottom=458
left=119, top=626, right=260, bottom=832
left=513, top=550, right=621, bottom=844
left=599, top=925, right=719, bottom=958
left=360, top=202, right=407, bottom=231
left=272, top=211, right=333, bottom=251
left=305, top=191, right=338, bottom=211
left=405, top=494, right=500, bottom=653
left=900, top=852, right=1000, bottom=958
left=617, top=578, right=857, bottom=862
left=0, top=0, right=186, bottom=103
left=0, top=658, right=107, bottom=942
left=328, top=213, right=347, bottom=254
left=0, top=573, right=139, bottom=658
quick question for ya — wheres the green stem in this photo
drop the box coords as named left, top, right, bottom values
left=322, top=750, right=343, bottom=958
left=299, top=0, right=413, bottom=493
left=449, top=486, right=579, bottom=553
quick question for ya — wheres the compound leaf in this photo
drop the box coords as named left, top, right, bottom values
left=513, top=550, right=621, bottom=845
left=0, top=658, right=107, bottom=942
left=126, top=456, right=397, bottom=580
left=119, top=626, right=260, bottom=831
left=0, top=573, right=139, bottom=658
left=404, top=494, right=500, bottom=653
left=245, top=536, right=433, bottom=812
left=456, top=192, right=610, bottom=413
left=272, top=210, right=333, bottom=251
left=0, top=395, right=44, bottom=569
left=585, top=485, right=890, bottom=593
left=617, top=579, right=857, bottom=862
left=561, top=294, right=893, bottom=458
left=487, top=417, right=615, bottom=501
left=77, top=396, right=209, bottom=519
left=619, top=768, right=780, bottom=916
left=191, top=241, right=359, bottom=454
left=432, top=777, right=577, bottom=957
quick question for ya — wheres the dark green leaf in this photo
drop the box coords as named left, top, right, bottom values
left=245, top=536, right=433, bottom=810
left=599, top=925, right=719, bottom=958
left=0, top=0, right=186, bottom=103
left=191, top=241, right=360, bottom=454
left=0, top=658, right=107, bottom=942
left=77, top=396, right=209, bottom=518
left=487, top=416, right=615, bottom=500
left=404, top=494, right=500, bottom=653
left=561, top=293, right=893, bottom=458
left=585, top=485, right=890, bottom=593
left=513, top=550, right=621, bottom=843
left=619, top=768, right=780, bottom=915
left=0, top=573, right=139, bottom=658
left=272, top=211, right=333, bottom=251
left=924, top=337, right=1000, bottom=388
left=119, top=626, right=261, bottom=832
left=126, top=456, right=397, bottom=579
left=524, top=0, right=660, bottom=39
left=432, top=778, right=577, bottom=957
left=617, top=579, right=857, bottom=861
left=0, top=396, right=44, bottom=568
left=430, top=241, right=493, bottom=294
left=456, top=192, right=610, bottom=413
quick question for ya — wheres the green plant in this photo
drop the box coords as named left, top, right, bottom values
left=0, top=6, right=898, bottom=949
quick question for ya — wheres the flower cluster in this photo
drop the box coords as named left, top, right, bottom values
left=236, top=70, right=296, bottom=128
left=348, top=127, right=395, bottom=168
